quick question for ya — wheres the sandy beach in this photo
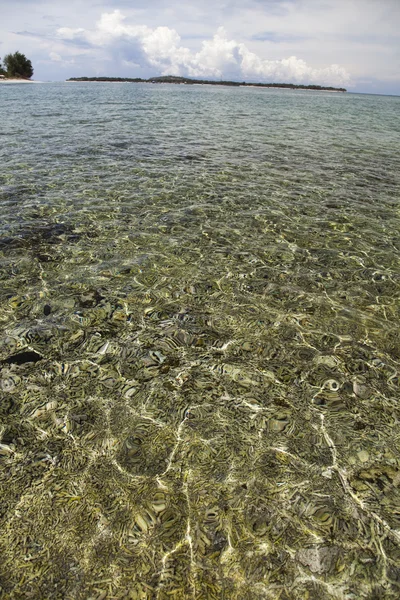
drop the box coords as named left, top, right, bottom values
left=0, top=78, right=40, bottom=84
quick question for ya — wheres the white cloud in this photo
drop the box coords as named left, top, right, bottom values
left=49, top=52, right=62, bottom=62
left=238, top=46, right=350, bottom=85
left=56, top=10, right=351, bottom=86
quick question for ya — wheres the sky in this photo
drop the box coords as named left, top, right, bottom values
left=1, top=0, right=399, bottom=94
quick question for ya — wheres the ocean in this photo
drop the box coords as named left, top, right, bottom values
left=1, top=82, right=400, bottom=599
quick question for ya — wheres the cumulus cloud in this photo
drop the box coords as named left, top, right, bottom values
left=56, top=10, right=350, bottom=86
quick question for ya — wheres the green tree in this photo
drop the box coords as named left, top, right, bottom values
left=3, top=51, right=34, bottom=79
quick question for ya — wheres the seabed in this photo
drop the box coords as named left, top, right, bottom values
left=0, top=83, right=400, bottom=599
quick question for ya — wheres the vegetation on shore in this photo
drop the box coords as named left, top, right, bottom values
left=0, top=52, right=34, bottom=79
left=67, top=75, right=346, bottom=92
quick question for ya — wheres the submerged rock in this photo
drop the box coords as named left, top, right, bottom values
left=2, top=350, right=43, bottom=365
left=297, top=546, right=340, bottom=574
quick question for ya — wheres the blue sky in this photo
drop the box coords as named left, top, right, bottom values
left=1, top=0, right=399, bottom=94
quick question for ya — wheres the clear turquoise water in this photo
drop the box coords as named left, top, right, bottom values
left=0, top=82, right=400, bottom=599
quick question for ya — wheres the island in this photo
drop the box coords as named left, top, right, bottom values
left=66, top=75, right=347, bottom=92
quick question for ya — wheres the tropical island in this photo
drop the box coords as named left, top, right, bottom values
left=66, top=75, right=347, bottom=92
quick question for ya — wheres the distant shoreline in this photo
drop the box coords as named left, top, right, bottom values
left=66, top=75, right=347, bottom=93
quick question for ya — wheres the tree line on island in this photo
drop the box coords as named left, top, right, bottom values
left=0, top=52, right=34, bottom=79
left=67, top=75, right=346, bottom=92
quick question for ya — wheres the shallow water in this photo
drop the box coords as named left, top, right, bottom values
left=0, top=82, right=400, bottom=599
